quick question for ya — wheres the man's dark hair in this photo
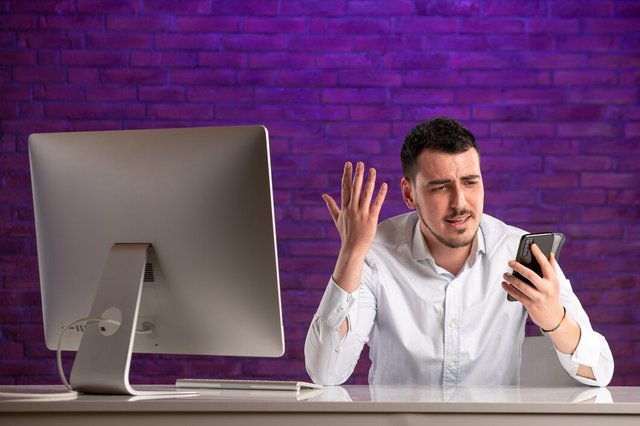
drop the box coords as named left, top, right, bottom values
left=401, top=117, right=479, bottom=180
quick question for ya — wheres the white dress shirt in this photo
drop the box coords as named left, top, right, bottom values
left=305, top=212, right=614, bottom=386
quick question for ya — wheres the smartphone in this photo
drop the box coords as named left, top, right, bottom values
left=507, top=232, right=565, bottom=301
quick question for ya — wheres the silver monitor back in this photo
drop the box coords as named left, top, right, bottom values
left=29, top=125, right=284, bottom=360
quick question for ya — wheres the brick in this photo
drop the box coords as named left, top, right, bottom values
left=199, top=52, right=247, bottom=68
left=174, top=16, right=241, bottom=32
left=584, top=18, right=640, bottom=34
left=0, top=50, right=36, bottom=65
left=279, top=70, right=337, bottom=87
left=107, top=16, right=173, bottom=32
left=557, top=122, right=620, bottom=138
left=395, top=17, right=457, bottom=33
left=581, top=173, right=638, bottom=188
left=469, top=70, right=550, bottom=86
left=255, top=88, right=319, bottom=104
left=527, top=18, right=580, bottom=34
left=283, top=105, right=348, bottom=121
left=222, top=34, right=287, bottom=51
left=490, top=122, right=554, bottom=138
left=417, top=0, right=479, bottom=16
left=590, top=54, right=640, bottom=68
left=250, top=53, right=314, bottom=69
left=43, top=102, right=110, bottom=119
left=541, top=189, right=607, bottom=206
left=0, top=14, right=37, bottom=30
left=569, top=88, right=637, bottom=105
left=12, top=67, right=65, bottom=83
left=554, top=70, right=618, bottom=86
left=289, top=35, right=353, bottom=52
left=38, top=15, right=104, bottom=31
left=207, top=0, right=278, bottom=16
left=143, top=0, right=211, bottom=14
left=607, top=190, right=640, bottom=205
left=460, top=18, right=524, bottom=34
left=321, top=88, right=384, bottom=104
left=449, top=53, right=512, bottom=70
left=214, top=105, right=280, bottom=121
left=280, top=0, right=346, bottom=16
left=33, top=84, right=85, bottom=101
left=391, top=88, right=455, bottom=104
left=483, top=0, right=546, bottom=16
left=87, top=86, right=137, bottom=101
left=186, top=87, right=251, bottom=103
left=347, top=1, right=415, bottom=16
left=155, top=33, right=220, bottom=50
left=539, top=105, right=606, bottom=121
left=90, top=31, right=154, bottom=48
left=385, top=53, right=448, bottom=69
left=244, top=17, right=310, bottom=33
left=513, top=173, right=578, bottom=188
left=545, top=155, right=611, bottom=172
left=171, top=69, right=236, bottom=86
left=353, top=35, right=421, bottom=51
left=339, top=70, right=402, bottom=87
left=516, top=53, right=589, bottom=70
left=557, top=35, right=619, bottom=52
left=101, top=69, right=167, bottom=84
left=503, top=88, right=567, bottom=105
left=550, top=1, right=615, bottom=17
left=131, top=51, right=198, bottom=68
left=487, top=35, right=556, bottom=52
left=148, top=103, right=213, bottom=121
left=76, top=0, right=142, bottom=13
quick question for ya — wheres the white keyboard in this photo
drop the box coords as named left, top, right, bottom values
left=175, top=378, right=322, bottom=392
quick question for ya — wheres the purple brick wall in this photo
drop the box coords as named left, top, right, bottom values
left=1, top=0, right=639, bottom=386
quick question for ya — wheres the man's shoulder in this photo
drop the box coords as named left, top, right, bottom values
left=480, top=213, right=528, bottom=255
left=374, top=211, right=418, bottom=248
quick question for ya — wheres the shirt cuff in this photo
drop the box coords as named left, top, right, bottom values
left=552, top=325, right=608, bottom=386
left=316, top=278, right=358, bottom=330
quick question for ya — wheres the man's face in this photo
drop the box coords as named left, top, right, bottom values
left=401, top=148, right=484, bottom=251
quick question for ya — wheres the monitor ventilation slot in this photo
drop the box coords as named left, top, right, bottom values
left=144, top=263, right=155, bottom=283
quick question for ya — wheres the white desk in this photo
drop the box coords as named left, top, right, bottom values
left=1, top=385, right=639, bottom=426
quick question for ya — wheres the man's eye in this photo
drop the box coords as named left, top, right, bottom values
left=432, top=185, right=447, bottom=192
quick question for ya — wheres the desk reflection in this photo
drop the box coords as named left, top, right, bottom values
left=310, top=385, right=613, bottom=404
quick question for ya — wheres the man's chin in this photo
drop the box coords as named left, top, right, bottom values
left=438, top=228, right=477, bottom=249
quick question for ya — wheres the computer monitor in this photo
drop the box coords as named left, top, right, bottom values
left=29, top=125, right=284, bottom=395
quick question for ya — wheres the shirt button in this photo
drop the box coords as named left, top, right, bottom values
left=448, top=361, right=455, bottom=369
left=334, top=346, right=340, bottom=353
left=449, top=320, right=456, bottom=328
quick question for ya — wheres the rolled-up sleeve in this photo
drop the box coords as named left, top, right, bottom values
left=553, top=268, right=615, bottom=387
left=305, top=272, right=375, bottom=385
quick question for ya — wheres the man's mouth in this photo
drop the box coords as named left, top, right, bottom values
left=445, top=213, right=472, bottom=227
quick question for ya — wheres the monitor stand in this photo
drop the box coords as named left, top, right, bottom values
left=69, top=243, right=196, bottom=396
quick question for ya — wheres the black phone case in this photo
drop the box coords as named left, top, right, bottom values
left=507, top=232, right=565, bottom=301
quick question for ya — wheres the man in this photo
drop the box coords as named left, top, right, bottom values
left=304, top=117, right=614, bottom=386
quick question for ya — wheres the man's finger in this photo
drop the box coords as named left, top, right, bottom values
left=341, top=161, right=353, bottom=209
left=323, top=194, right=341, bottom=225
left=530, top=243, right=554, bottom=279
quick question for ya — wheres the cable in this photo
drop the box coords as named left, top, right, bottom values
left=1, top=317, right=152, bottom=399
left=56, top=317, right=153, bottom=391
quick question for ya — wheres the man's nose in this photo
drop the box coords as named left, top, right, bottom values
left=450, top=182, right=466, bottom=210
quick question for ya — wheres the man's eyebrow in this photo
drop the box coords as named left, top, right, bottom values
left=461, top=174, right=481, bottom=181
left=427, top=178, right=452, bottom=186
left=427, top=175, right=481, bottom=186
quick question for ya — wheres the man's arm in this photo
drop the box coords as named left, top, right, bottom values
left=322, top=161, right=387, bottom=337
left=502, top=244, right=613, bottom=385
left=304, top=162, right=387, bottom=385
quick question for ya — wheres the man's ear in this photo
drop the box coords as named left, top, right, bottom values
left=401, top=176, right=416, bottom=209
